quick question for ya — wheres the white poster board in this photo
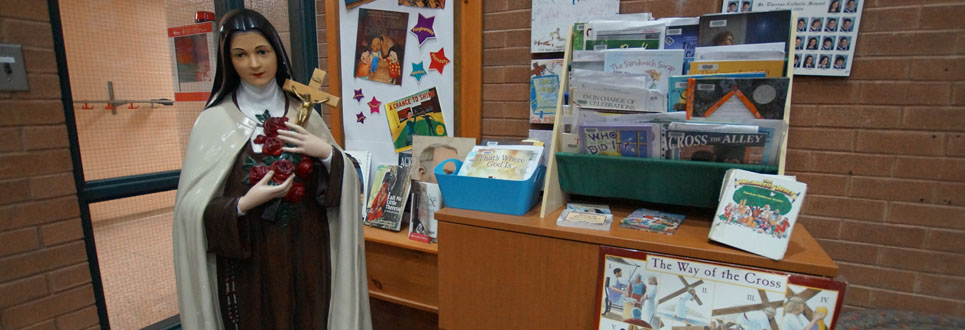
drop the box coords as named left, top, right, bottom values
left=339, top=0, right=455, bottom=170
left=722, top=0, right=864, bottom=77
left=531, top=0, right=620, bottom=53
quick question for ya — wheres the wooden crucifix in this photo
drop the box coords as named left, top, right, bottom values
left=283, top=68, right=340, bottom=127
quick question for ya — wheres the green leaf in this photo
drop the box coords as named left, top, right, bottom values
left=263, top=155, right=279, bottom=164
left=256, top=109, right=271, bottom=123
left=243, top=157, right=256, bottom=171
left=242, top=176, right=250, bottom=186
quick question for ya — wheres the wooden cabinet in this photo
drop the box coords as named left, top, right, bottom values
left=435, top=205, right=838, bottom=330
left=363, top=227, right=439, bottom=329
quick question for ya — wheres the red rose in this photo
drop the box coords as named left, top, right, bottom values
left=253, top=134, right=266, bottom=144
left=296, top=157, right=314, bottom=178
left=263, top=116, right=289, bottom=137
left=284, top=181, right=306, bottom=203
left=271, top=159, right=295, bottom=183
left=262, top=136, right=285, bottom=156
left=248, top=165, right=269, bottom=185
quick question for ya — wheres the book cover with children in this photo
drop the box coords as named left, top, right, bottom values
left=354, top=8, right=408, bottom=86
left=385, top=87, right=448, bottom=152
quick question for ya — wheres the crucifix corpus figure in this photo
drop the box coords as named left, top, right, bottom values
left=283, top=68, right=341, bottom=127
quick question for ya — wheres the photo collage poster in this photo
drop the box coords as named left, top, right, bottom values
left=596, top=247, right=845, bottom=330
left=339, top=0, right=455, bottom=171
left=721, top=0, right=865, bottom=77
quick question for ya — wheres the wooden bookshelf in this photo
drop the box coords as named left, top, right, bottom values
left=362, top=227, right=439, bottom=314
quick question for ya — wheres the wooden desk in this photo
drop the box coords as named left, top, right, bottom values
left=363, top=226, right=439, bottom=329
left=435, top=204, right=837, bottom=330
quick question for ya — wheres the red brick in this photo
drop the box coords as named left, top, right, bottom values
left=482, top=48, right=530, bottom=66
left=482, top=118, right=528, bottom=137
left=0, top=149, right=73, bottom=180
left=803, top=195, right=886, bottom=222
left=849, top=58, right=909, bottom=81
left=954, top=83, right=965, bottom=106
left=1, top=18, right=53, bottom=49
left=0, top=275, right=47, bottom=309
left=507, top=0, right=532, bottom=10
left=783, top=149, right=812, bottom=172
left=0, top=1, right=50, bottom=21
left=948, top=133, right=965, bottom=156
left=482, top=83, right=529, bottom=101
left=11, top=73, right=61, bottom=100
left=813, top=106, right=902, bottom=129
left=0, top=178, right=29, bottom=205
left=55, top=305, right=99, bottom=330
left=0, top=127, right=21, bottom=152
left=855, top=131, right=945, bottom=156
left=939, top=158, right=965, bottom=182
left=505, top=30, right=530, bottom=48
left=647, top=0, right=718, bottom=18
left=837, top=262, right=918, bottom=293
left=21, top=126, right=68, bottom=150
left=870, top=289, right=960, bottom=315
left=503, top=101, right=532, bottom=120
left=483, top=0, right=507, bottom=13
left=0, top=284, right=94, bottom=329
left=919, top=3, right=965, bottom=30
left=936, top=182, right=965, bottom=206
left=902, top=106, right=965, bottom=131
left=816, top=239, right=879, bottom=264
left=860, top=81, right=951, bottom=106
left=788, top=104, right=816, bottom=128
left=879, top=247, right=965, bottom=275
left=23, top=48, right=57, bottom=74
left=861, top=7, right=921, bottom=32
left=0, top=226, right=39, bottom=258
left=46, top=262, right=91, bottom=293
left=29, top=172, right=76, bottom=199
left=0, top=240, right=87, bottom=282
left=483, top=67, right=505, bottom=83
left=918, top=274, right=965, bottom=300
left=0, top=101, right=64, bottom=127
left=910, top=58, right=965, bottom=81
left=0, top=196, right=79, bottom=231
left=887, top=202, right=965, bottom=229
left=797, top=216, right=841, bottom=239
left=794, top=173, right=849, bottom=197
left=787, top=128, right=854, bottom=151
left=843, top=285, right=872, bottom=308
left=857, top=32, right=958, bottom=56
left=925, top=229, right=965, bottom=254
left=482, top=102, right=505, bottom=118
left=483, top=11, right=531, bottom=31
left=791, top=79, right=860, bottom=105
left=894, top=157, right=965, bottom=181
left=840, top=221, right=927, bottom=248
left=810, top=151, right=894, bottom=176
left=483, top=31, right=505, bottom=49
left=39, top=219, right=83, bottom=247
left=850, top=177, right=936, bottom=203
left=504, top=65, right=530, bottom=83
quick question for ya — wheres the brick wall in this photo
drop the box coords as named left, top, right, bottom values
left=480, top=0, right=965, bottom=315
left=0, top=1, right=101, bottom=330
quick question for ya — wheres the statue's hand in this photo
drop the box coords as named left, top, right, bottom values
left=278, top=122, right=332, bottom=159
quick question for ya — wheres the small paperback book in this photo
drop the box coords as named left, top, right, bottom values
left=620, top=208, right=685, bottom=235
left=408, top=181, right=442, bottom=243
left=365, top=165, right=412, bottom=231
left=557, top=203, right=613, bottom=231
left=710, top=169, right=807, bottom=260
left=580, top=123, right=661, bottom=158
left=457, top=145, right=543, bottom=181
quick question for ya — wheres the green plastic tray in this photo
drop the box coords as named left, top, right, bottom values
left=555, top=152, right=778, bottom=209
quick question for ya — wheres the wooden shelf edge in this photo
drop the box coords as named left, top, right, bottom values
left=364, top=226, right=439, bottom=254
left=369, top=291, right=440, bottom=314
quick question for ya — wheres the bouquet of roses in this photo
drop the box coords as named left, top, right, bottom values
left=242, top=110, right=315, bottom=226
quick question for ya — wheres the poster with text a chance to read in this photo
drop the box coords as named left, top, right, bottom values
left=722, top=0, right=865, bottom=77
left=531, top=0, right=619, bottom=53
left=339, top=0, right=454, bottom=171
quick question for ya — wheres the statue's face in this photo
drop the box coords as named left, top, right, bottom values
left=230, top=32, right=277, bottom=87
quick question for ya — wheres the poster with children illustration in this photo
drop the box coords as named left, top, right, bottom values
left=385, top=87, right=448, bottom=152
left=354, top=8, right=408, bottom=86
left=722, top=0, right=865, bottom=77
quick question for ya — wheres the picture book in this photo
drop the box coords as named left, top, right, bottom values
left=686, top=77, right=790, bottom=121
left=344, top=150, right=372, bottom=221
left=557, top=203, right=613, bottom=231
left=398, top=0, right=445, bottom=9
left=663, top=130, right=767, bottom=164
left=398, top=151, right=412, bottom=168
left=580, top=123, right=661, bottom=158
left=603, top=49, right=685, bottom=92
left=689, top=59, right=785, bottom=77
left=345, top=0, right=375, bottom=9
left=410, top=135, right=475, bottom=183
left=667, top=120, right=786, bottom=167
left=710, top=169, right=807, bottom=260
left=667, top=72, right=767, bottom=112
left=385, top=87, right=448, bottom=152
left=620, top=208, right=685, bottom=235
left=408, top=181, right=442, bottom=243
left=530, top=0, right=619, bottom=53
left=353, top=8, right=408, bottom=86
left=365, top=165, right=412, bottom=231
left=697, top=11, right=792, bottom=53
left=661, top=18, right=699, bottom=74
left=457, top=145, right=543, bottom=181
left=530, top=59, right=564, bottom=124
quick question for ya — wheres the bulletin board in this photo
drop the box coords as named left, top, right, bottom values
left=333, top=0, right=459, bottom=168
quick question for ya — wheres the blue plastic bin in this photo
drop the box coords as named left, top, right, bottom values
left=434, top=159, right=545, bottom=215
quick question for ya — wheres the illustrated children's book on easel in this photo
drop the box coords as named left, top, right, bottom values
left=384, top=87, right=448, bottom=152
left=686, top=77, right=790, bottom=121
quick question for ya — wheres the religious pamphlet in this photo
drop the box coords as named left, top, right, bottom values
left=557, top=203, right=613, bottom=231
left=408, top=181, right=442, bottom=243
left=354, top=8, right=409, bottom=86
left=365, top=165, right=412, bottom=231
left=710, top=169, right=808, bottom=260
left=385, top=87, right=448, bottom=152
left=457, top=145, right=544, bottom=181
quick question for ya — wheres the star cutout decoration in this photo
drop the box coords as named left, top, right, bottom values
left=353, top=89, right=364, bottom=102
left=429, top=48, right=450, bottom=74
left=356, top=111, right=366, bottom=124
left=367, top=97, right=382, bottom=114
left=410, top=13, right=436, bottom=45
left=410, top=62, right=427, bottom=82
